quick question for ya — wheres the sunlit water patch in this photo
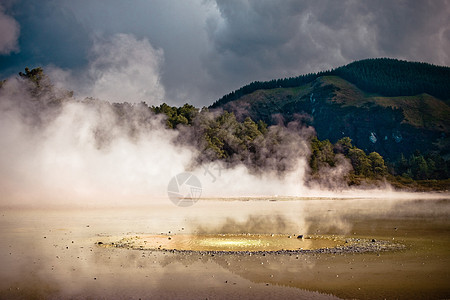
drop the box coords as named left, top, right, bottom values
left=98, top=234, right=403, bottom=253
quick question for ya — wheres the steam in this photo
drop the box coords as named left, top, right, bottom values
left=195, top=214, right=301, bottom=234
left=0, top=4, right=20, bottom=55
left=0, top=69, right=447, bottom=212
left=0, top=69, right=315, bottom=207
left=0, top=77, right=186, bottom=207
left=48, top=33, right=165, bottom=104
left=0, top=72, right=449, bottom=300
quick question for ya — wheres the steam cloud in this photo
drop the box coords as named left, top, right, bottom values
left=0, top=76, right=185, bottom=207
left=0, top=4, right=20, bottom=55
left=0, top=72, right=309, bottom=208
left=0, top=71, right=447, bottom=209
left=48, top=33, right=165, bottom=104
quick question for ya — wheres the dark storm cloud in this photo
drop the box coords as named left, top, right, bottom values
left=0, top=0, right=214, bottom=106
left=57, top=0, right=215, bottom=106
left=205, top=0, right=450, bottom=97
left=370, top=0, right=450, bottom=63
left=0, top=0, right=449, bottom=106
left=0, top=1, right=90, bottom=75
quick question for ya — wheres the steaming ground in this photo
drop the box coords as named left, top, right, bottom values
left=0, top=77, right=449, bottom=298
left=0, top=74, right=448, bottom=237
left=0, top=75, right=307, bottom=207
left=1, top=75, right=447, bottom=209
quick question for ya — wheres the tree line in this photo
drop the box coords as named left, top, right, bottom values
left=211, top=58, right=450, bottom=108
left=151, top=103, right=391, bottom=180
left=4, top=67, right=449, bottom=186
left=393, top=152, right=449, bottom=180
left=151, top=102, right=449, bottom=184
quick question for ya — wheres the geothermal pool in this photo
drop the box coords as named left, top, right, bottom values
left=105, top=233, right=344, bottom=252
left=101, top=233, right=403, bottom=254
left=0, top=197, right=449, bottom=299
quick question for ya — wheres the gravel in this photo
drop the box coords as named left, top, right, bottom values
left=100, top=237, right=406, bottom=256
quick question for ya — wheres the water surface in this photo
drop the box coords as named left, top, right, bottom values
left=0, top=197, right=449, bottom=299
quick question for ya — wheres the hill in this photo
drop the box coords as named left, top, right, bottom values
left=210, top=59, right=450, bottom=161
left=211, top=58, right=450, bottom=108
left=2, top=65, right=449, bottom=188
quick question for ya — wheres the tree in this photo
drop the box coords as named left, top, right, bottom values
left=309, top=137, right=336, bottom=173
left=334, top=137, right=353, bottom=155
left=152, top=103, right=199, bottom=128
left=19, top=67, right=46, bottom=86
left=348, top=148, right=371, bottom=176
left=238, top=117, right=261, bottom=143
left=177, top=103, right=198, bottom=125
left=16, top=67, right=72, bottom=104
left=257, top=120, right=268, bottom=135
left=368, top=152, right=388, bottom=177
left=410, top=155, right=428, bottom=180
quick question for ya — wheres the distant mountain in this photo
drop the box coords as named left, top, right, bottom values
left=210, top=58, right=450, bottom=161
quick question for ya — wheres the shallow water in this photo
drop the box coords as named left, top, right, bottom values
left=107, top=233, right=344, bottom=252
left=0, top=197, right=449, bottom=299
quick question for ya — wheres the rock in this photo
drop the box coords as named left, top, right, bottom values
left=97, top=242, right=103, bottom=245
left=371, top=239, right=376, bottom=242
left=297, top=235, right=303, bottom=239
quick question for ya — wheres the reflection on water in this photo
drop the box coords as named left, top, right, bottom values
left=0, top=197, right=449, bottom=299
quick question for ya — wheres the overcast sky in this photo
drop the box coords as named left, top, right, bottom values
left=0, top=0, right=449, bottom=106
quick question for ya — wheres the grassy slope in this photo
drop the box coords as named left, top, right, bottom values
left=230, top=85, right=310, bottom=107
left=224, top=75, right=450, bottom=133
left=318, top=76, right=450, bottom=131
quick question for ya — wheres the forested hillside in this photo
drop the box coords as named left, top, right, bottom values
left=210, top=59, right=449, bottom=177
left=1, top=65, right=449, bottom=190
left=211, top=58, right=450, bottom=108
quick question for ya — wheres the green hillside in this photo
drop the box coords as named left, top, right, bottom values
left=2, top=65, right=449, bottom=188
left=211, top=58, right=450, bottom=109
left=221, top=75, right=450, bottom=131
left=211, top=59, right=450, bottom=164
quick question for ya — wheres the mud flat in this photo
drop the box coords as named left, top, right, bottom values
left=0, top=197, right=449, bottom=299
